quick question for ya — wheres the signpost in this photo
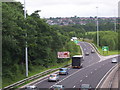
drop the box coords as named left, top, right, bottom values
left=102, top=46, right=109, bottom=54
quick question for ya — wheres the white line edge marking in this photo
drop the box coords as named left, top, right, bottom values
left=95, top=64, right=117, bottom=89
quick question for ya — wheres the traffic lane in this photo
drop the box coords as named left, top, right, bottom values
left=31, top=41, right=97, bottom=88
left=52, top=60, right=104, bottom=88
left=54, top=58, right=115, bottom=88
left=79, top=42, right=100, bottom=61
left=40, top=60, right=101, bottom=88
left=35, top=68, right=81, bottom=88
left=81, top=42, right=93, bottom=53
left=79, top=42, right=99, bottom=58
left=76, top=61, right=116, bottom=88
left=83, top=52, right=100, bottom=67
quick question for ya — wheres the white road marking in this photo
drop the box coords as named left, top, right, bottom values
left=50, top=61, right=103, bottom=88
left=95, top=69, right=97, bottom=70
left=95, top=64, right=117, bottom=89
left=91, top=72, right=92, bottom=74
left=86, top=75, right=88, bottom=77
left=80, top=80, right=82, bottom=82
left=33, top=78, right=48, bottom=86
left=73, top=86, right=76, bottom=88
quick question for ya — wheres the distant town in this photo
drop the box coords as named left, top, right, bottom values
left=46, top=16, right=117, bottom=26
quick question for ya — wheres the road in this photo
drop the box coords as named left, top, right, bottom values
left=24, top=41, right=118, bottom=89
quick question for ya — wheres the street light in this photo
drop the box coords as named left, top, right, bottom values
left=96, top=7, right=99, bottom=47
left=114, top=17, right=117, bottom=32
left=24, top=0, right=28, bottom=77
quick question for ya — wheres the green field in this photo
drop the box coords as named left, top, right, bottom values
left=97, top=47, right=120, bottom=56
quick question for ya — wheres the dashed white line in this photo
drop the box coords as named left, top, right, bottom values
left=80, top=80, right=82, bottom=82
left=50, top=60, right=101, bottom=88
left=33, top=78, right=48, bottom=86
left=73, top=86, right=76, bottom=88
left=91, top=72, right=92, bottom=74
left=95, top=69, right=97, bottom=70
left=86, top=75, right=88, bottom=77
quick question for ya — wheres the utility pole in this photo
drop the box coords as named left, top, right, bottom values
left=96, top=7, right=99, bottom=47
left=24, top=0, right=28, bottom=77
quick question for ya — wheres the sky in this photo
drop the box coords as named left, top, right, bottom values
left=15, top=0, right=119, bottom=18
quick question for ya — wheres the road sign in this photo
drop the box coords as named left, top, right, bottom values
left=58, top=52, right=70, bottom=58
left=102, top=46, right=109, bottom=51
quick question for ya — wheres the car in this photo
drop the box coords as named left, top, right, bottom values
left=80, top=84, right=92, bottom=90
left=59, top=68, right=68, bottom=75
left=48, top=74, right=59, bottom=82
left=50, top=85, right=64, bottom=90
left=25, top=85, right=37, bottom=90
left=85, top=52, right=89, bottom=56
left=111, top=58, right=118, bottom=63
left=91, top=50, right=95, bottom=53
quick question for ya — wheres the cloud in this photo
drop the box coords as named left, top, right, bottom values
left=16, top=0, right=119, bottom=18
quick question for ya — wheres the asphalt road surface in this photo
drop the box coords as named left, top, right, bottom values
left=27, top=41, right=117, bottom=89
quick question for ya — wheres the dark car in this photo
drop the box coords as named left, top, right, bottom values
left=59, top=68, right=68, bottom=75
left=80, top=84, right=92, bottom=90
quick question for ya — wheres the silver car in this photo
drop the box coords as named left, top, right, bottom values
left=51, top=85, right=64, bottom=90
left=80, top=84, right=92, bottom=90
left=48, top=74, right=59, bottom=82
left=25, top=85, right=37, bottom=90
left=111, top=58, right=118, bottom=63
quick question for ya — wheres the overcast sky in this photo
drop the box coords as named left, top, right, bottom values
left=15, top=0, right=119, bottom=18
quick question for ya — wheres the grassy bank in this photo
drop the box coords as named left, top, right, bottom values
left=97, top=47, right=120, bottom=56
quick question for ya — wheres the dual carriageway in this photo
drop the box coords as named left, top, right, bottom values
left=20, top=41, right=119, bottom=89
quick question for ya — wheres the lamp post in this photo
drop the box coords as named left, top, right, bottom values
left=24, top=0, right=28, bottom=77
left=114, top=17, right=117, bottom=32
left=96, top=7, right=99, bottom=47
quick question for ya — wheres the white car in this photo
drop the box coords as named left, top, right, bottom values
left=25, top=85, right=37, bottom=90
left=91, top=49, right=95, bottom=53
left=111, top=58, right=118, bottom=63
left=85, top=52, right=89, bottom=56
left=48, top=74, right=59, bottom=82
left=51, top=85, right=64, bottom=90
left=80, top=84, right=92, bottom=90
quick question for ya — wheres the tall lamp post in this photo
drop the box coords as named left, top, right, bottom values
left=96, top=7, right=99, bottom=47
left=24, top=0, right=28, bottom=77
left=114, top=17, right=117, bottom=32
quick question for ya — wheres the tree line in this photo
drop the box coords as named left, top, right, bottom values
left=86, top=31, right=119, bottom=51
left=2, top=2, right=119, bottom=87
left=2, top=2, right=82, bottom=87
